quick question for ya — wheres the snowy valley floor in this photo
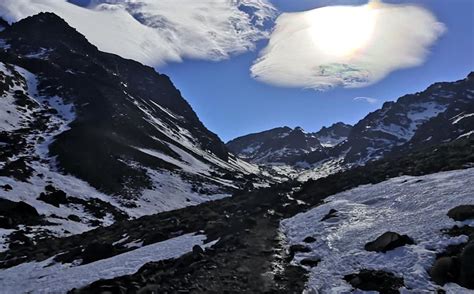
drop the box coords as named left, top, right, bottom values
left=0, top=233, right=217, bottom=293
left=1, top=160, right=473, bottom=293
left=281, top=168, right=474, bottom=293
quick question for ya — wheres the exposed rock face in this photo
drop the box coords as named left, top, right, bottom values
left=364, top=231, right=415, bottom=253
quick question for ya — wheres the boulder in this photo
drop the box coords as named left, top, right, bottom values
left=82, top=243, right=116, bottom=264
left=8, top=231, right=34, bottom=249
left=365, top=231, right=414, bottom=253
left=67, top=214, right=81, bottom=222
left=142, top=232, right=167, bottom=246
left=460, top=243, right=474, bottom=289
left=0, top=199, right=40, bottom=226
left=300, top=258, right=320, bottom=267
left=192, top=245, right=205, bottom=259
left=37, top=186, right=68, bottom=207
left=344, top=269, right=404, bottom=294
left=0, top=216, right=13, bottom=229
left=303, top=236, right=316, bottom=243
left=14, top=201, right=40, bottom=218
left=321, top=209, right=338, bottom=221
left=429, top=256, right=459, bottom=286
left=289, top=244, right=311, bottom=260
left=1, top=184, right=12, bottom=191
left=448, top=205, right=474, bottom=221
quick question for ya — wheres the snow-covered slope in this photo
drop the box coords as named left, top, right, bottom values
left=281, top=168, right=474, bottom=293
left=0, top=232, right=217, bottom=293
left=0, top=13, right=268, bottom=244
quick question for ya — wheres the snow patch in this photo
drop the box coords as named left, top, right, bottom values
left=281, top=168, right=474, bottom=293
left=0, top=233, right=217, bottom=294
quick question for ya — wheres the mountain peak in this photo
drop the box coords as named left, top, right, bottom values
left=4, top=12, right=97, bottom=54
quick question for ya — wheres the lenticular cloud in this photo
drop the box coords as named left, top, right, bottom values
left=0, top=0, right=276, bottom=66
left=250, top=1, right=445, bottom=90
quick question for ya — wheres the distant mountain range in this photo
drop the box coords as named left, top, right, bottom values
left=227, top=72, right=474, bottom=179
left=226, top=122, right=351, bottom=165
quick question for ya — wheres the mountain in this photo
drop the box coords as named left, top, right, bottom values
left=226, top=123, right=352, bottom=165
left=0, top=13, right=265, bottom=240
left=314, top=122, right=352, bottom=148
left=229, top=73, right=474, bottom=180
left=339, top=72, right=474, bottom=164
left=226, top=127, right=323, bottom=164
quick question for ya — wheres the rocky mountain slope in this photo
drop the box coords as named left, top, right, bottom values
left=0, top=13, right=267, bottom=241
left=229, top=74, right=474, bottom=181
left=340, top=73, right=474, bottom=164
left=226, top=122, right=352, bottom=165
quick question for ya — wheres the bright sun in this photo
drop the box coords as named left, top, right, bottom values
left=308, top=1, right=379, bottom=58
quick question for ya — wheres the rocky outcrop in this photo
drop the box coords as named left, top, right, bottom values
left=344, top=269, right=405, bottom=294
left=364, top=232, right=415, bottom=253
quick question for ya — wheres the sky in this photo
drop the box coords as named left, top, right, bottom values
left=162, top=0, right=474, bottom=141
left=1, top=0, right=473, bottom=142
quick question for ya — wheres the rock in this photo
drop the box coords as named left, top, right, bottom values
left=0, top=199, right=41, bottom=227
left=192, top=245, right=204, bottom=256
left=0, top=216, right=14, bottom=229
left=303, top=236, right=316, bottom=243
left=82, top=243, right=116, bottom=264
left=15, top=201, right=40, bottom=218
left=67, top=214, right=81, bottom=222
left=448, top=205, right=474, bottom=221
left=8, top=231, right=34, bottom=249
left=289, top=244, right=311, bottom=259
left=344, top=269, right=404, bottom=294
left=1, top=184, right=12, bottom=191
left=142, top=232, right=167, bottom=246
left=321, top=209, right=338, bottom=221
left=460, top=243, right=474, bottom=289
left=365, top=231, right=414, bottom=253
left=429, top=256, right=459, bottom=286
left=37, top=186, right=68, bottom=207
left=300, top=258, right=320, bottom=267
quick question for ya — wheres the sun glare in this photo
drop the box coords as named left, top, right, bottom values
left=309, top=2, right=378, bottom=58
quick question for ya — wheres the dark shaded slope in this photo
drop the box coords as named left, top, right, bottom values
left=0, top=13, right=232, bottom=197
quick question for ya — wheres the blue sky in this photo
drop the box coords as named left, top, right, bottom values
left=159, top=0, right=474, bottom=141
left=61, top=0, right=474, bottom=141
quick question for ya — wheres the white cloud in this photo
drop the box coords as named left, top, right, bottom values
left=0, top=0, right=276, bottom=66
left=354, top=96, right=378, bottom=104
left=250, top=1, right=445, bottom=90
